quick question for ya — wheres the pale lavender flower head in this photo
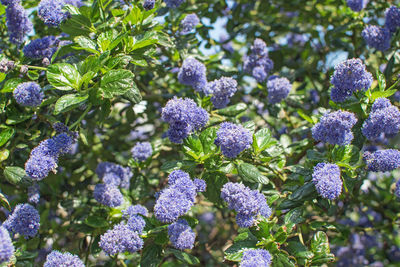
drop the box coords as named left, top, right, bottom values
left=267, top=76, right=292, bottom=104
left=3, top=203, right=40, bottom=238
left=0, top=226, right=14, bottom=264
left=204, top=77, right=238, bottom=108
left=131, top=142, right=152, bottom=162
left=312, top=163, right=342, bottom=200
left=362, top=25, right=391, bottom=51
left=168, top=219, right=196, bottom=250
left=5, top=2, right=33, bottom=44
left=180, top=14, right=200, bottom=34
left=240, top=249, right=272, bottom=267
left=13, top=82, right=44, bottom=107
left=385, top=6, right=400, bottom=33
left=93, top=184, right=124, bottom=207
left=177, top=57, right=207, bottom=91
left=99, top=223, right=143, bottom=256
left=44, top=251, right=85, bottom=267
left=215, top=122, right=252, bottom=158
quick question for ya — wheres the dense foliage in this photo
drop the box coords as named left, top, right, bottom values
left=0, top=0, right=400, bottom=266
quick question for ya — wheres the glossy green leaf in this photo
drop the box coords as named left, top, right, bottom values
left=100, top=69, right=135, bottom=98
left=47, top=63, right=81, bottom=91
left=0, top=127, right=14, bottom=147
left=54, top=94, right=88, bottom=115
left=237, top=163, right=269, bottom=184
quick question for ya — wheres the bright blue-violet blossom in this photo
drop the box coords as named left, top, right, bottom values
left=27, top=184, right=40, bottom=204
left=93, top=184, right=124, bottom=208
left=99, top=223, right=143, bottom=256
left=240, top=249, right=272, bottom=267
left=312, top=163, right=343, bottom=200
left=0, top=226, right=14, bottom=264
left=221, top=182, right=272, bottom=228
left=96, top=162, right=133, bottom=189
left=168, top=219, right=196, bottom=250
left=395, top=180, right=400, bottom=199
left=267, top=76, right=292, bottom=104
left=362, top=98, right=400, bottom=140
left=363, top=149, right=400, bottom=172
left=131, top=142, right=152, bottom=162
left=180, top=14, right=200, bottom=34
left=4, top=1, right=33, bottom=44
left=23, top=36, right=59, bottom=60
left=123, top=204, right=149, bottom=233
left=214, top=122, right=252, bottom=158
left=161, top=97, right=209, bottom=143
left=346, top=0, right=367, bottom=12
left=3, top=203, right=40, bottom=238
left=13, top=82, right=44, bottom=107
left=385, top=6, right=400, bottom=33
left=362, top=25, right=391, bottom=51
left=177, top=57, right=207, bottom=91
left=244, top=38, right=274, bottom=83
left=330, top=58, right=373, bottom=102
left=38, top=0, right=82, bottom=27
left=312, top=110, right=357, bottom=146
left=154, top=170, right=201, bottom=223
left=164, top=0, right=185, bottom=8
left=143, top=0, right=155, bottom=10
left=43, top=251, right=85, bottom=267
left=204, top=77, right=238, bottom=108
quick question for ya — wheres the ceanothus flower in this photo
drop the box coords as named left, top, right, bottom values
left=193, top=178, right=206, bottom=192
left=220, top=182, right=271, bottom=228
left=363, top=149, right=400, bottom=172
left=13, top=82, right=44, bottom=107
left=0, top=226, right=14, bottom=264
left=38, top=0, right=82, bottom=27
left=164, top=0, right=185, bottom=8
left=168, top=219, right=196, bottom=250
left=214, top=122, right=252, bottom=158
left=362, top=98, right=400, bottom=140
left=162, top=97, right=209, bottom=143
left=123, top=204, right=148, bottom=233
left=346, top=0, right=367, bottom=12
left=243, top=39, right=274, bottom=83
left=362, top=25, right=391, bottom=51
left=43, top=251, right=84, bottom=267
left=204, top=77, right=238, bottom=108
left=395, top=180, right=400, bottom=199
left=240, top=249, right=272, bottom=267
left=53, top=122, right=70, bottom=133
left=23, top=36, right=60, bottom=60
left=177, top=57, right=207, bottom=91
left=310, top=89, right=320, bottom=104
left=5, top=2, right=33, bottom=44
left=0, top=0, right=20, bottom=4
left=131, top=142, right=152, bottom=162
left=330, top=58, right=373, bottom=102
left=168, top=169, right=191, bottom=185
left=312, top=163, right=342, bottom=200
left=28, top=184, right=40, bottom=204
left=143, top=0, right=155, bottom=10
left=385, top=6, right=400, bottom=33
left=180, top=14, right=200, bottom=34
left=99, top=223, right=143, bottom=256
left=312, top=110, right=357, bottom=146
left=95, top=162, right=133, bottom=189
left=267, top=76, right=292, bottom=104
left=93, top=184, right=124, bottom=207
left=3, top=203, right=40, bottom=238
left=123, top=204, right=149, bottom=218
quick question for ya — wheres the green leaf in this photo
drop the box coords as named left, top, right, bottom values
left=47, top=63, right=81, bottom=91
left=1, top=78, right=22, bottom=93
left=284, top=207, right=305, bottom=227
left=203, top=172, right=228, bottom=205
left=100, top=69, right=135, bottom=98
left=288, top=183, right=316, bottom=201
left=0, top=192, right=11, bottom=211
left=273, top=253, right=295, bottom=267
left=54, top=94, right=88, bottom=115
left=216, top=103, right=247, bottom=116
left=74, top=36, right=99, bottom=54
left=3, top=166, right=32, bottom=187
left=297, top=109, right=314, bottom=124
left=237, top=163, right=269, bottom=184
left=123, top=81, right=142, bottom=104
left=311, top=231, right=330, bottom=255
left=140, top=244, right=163, bottom=267
left=199, top=127, right=217, bottom=154
left=0, top=127, right=15, bottom=147
left=253, top=128, right=273, bottom=153
left=224, top=231, right=258, bottom=262
left=376, top=70, right=386, bottom=91
left=371, top=89, right=397, bottom=100
left=166, top=249, right=200, bottom=265
left=84, top=215, right=108, bottom=228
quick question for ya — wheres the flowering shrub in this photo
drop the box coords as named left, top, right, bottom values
left=0, top=0, right=400, bottom=266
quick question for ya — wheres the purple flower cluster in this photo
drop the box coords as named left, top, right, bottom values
left=28, top=184, right=40, bottom=204
left=154, top=170, right=204, bottom=223
left=385, top=6, right=400, bottom=33
left=330, top=58, right=373, bottom=102
left=161, top=97, right=209, bottom=143
left=44, top=251, right=84, bottom=267
left=362, top=25, right=391, bottom=51
left=395, top=180, right=400, bottom=198
left=362, top=98, right=400, bottom=140
left=164, top=0, right=185, bottom=8
left=363, top=149, right=400, bottom=172
left=214, top=122, right=252, bottom=158
left=3, top=203, right=40, bottom=238
left=204, top=77, right=238, bottom=108
left=131, top=142, right=153, bottom=162
left=168, top=219, right=196, bottom=250
left=123, top=204, right=149, bottom=233
left=25, top=132, right=76, bottom=180
left=13, top=82, right=44, bottom=107
left=143, top=0, right=155, bottom=10
left=38, top=0, right=82, bottom=27
left=93, top=183, right=124, bottom=208
left=220, top=182, right=272, bottom=228
left=312, top=110, right=357, bottom=146
left=99, top=223, right=143, bottom=256
left=312, top=163, right=342, bottom=200
left=244, top=38, right=274, bottom=83
left=23, top=36, right=60, bottom=60
left=178, top=57, right=207, bottom=91
left=267, top=76, right=292, bottom=104
left=96, top=162, right=133, bottom=189
left=4, top=1, right=32, bottom=44
left=180, top=14, right=200, bottom=34
left=240, top=249, right=272, bottom=267
left=0, top=226, right=14, bottom=264
left=346, top=0, right=367, bottom=12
